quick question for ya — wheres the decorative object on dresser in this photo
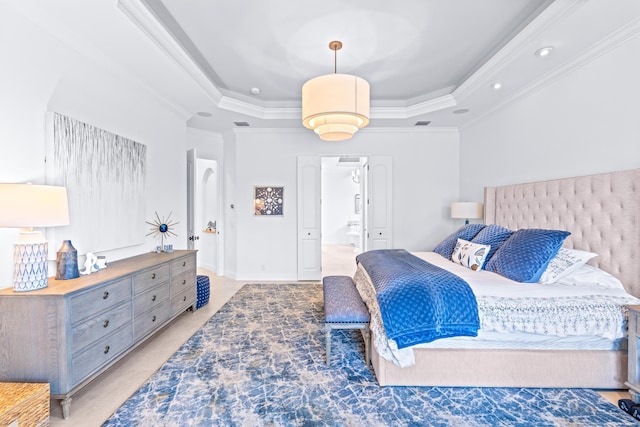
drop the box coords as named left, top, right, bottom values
left=0, top=250, right=197, bottom=419
left=450, top=201, right=483, bottom=225
left=146, top=211, right=178, bottom=252
left=56, top=239, right=79, bottom=280
left=0, top=183, right=70, bottom=291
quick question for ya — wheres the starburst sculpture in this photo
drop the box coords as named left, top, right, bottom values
left=146, top=211, right=178, bottom=251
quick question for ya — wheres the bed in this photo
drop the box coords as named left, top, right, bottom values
left=354, top=168, right=640, bottom=388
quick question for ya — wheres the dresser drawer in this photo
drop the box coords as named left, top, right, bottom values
left=171, top=286, right=195, bottom=316
left=134, top=300, right=171, bottom=341
left=72, top=301, right=132, bottom=353
left=70, top=278, right=132, bottom=324
left=171, top=270, right=195, bottom=294
left=133, top=264, right=170, bottom=295
left=72, top=324, right=133, bottom=386
left=171, top=254, right=196, bottom=277
left=134, top=282, right=170, bottom=317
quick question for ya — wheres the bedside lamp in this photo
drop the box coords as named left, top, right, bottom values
left=451, top=202, right=483, bottom=225
left=0, top=184, right=70, bottom=292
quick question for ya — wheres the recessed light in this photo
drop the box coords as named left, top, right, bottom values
left=197, top=112, right=213, bottom=117
left=250, top=87, right=261, bottom=95
left=414, top=120, right=431, bottom=126
left=491, top=82, right=502, bottom=90
left=453, top=109, right=469, bottom=115
left=234, top=121, right=250, bottom=127
left=535, top=46, right=554, bottom=57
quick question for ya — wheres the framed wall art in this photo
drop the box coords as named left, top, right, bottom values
left=254, top=186, right=283, bottom=216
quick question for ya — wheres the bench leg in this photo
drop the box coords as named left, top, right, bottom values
left=325, top=324, right=332, bottom=366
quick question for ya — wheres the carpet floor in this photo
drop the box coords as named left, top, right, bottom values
left=103, top=283, right=637, bottom=426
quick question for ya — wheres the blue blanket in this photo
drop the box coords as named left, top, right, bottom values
left=356, top=249, right=479, bottom=349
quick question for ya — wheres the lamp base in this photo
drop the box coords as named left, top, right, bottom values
left=13, top=231, right=49, bottom=292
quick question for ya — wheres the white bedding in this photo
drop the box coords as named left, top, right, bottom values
left=354, top=251, right=640, bottom=368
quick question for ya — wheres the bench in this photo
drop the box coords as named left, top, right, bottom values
left=323, top=275, right=371, bottom=366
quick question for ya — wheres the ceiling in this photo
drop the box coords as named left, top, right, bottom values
left=8, top=1, right=640, bottom=134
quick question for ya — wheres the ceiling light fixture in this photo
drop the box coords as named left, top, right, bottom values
left=535, top=46, right=554, bottom=57
left=491, top=82, right=502, bottom=90
left=302, top=41, right=370, bottom=141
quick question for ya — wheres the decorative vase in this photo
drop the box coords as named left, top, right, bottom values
left=56, top=240, right=80, bottom=280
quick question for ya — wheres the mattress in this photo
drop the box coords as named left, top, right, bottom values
left=355, top=251, right=640, bottom=368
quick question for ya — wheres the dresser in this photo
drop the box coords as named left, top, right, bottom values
left=0, top=250, right=196, bottom=419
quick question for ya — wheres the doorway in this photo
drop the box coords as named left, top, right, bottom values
left=187, top=149, right=224, bottom=275
left=320, top=156, right=367, bottom=277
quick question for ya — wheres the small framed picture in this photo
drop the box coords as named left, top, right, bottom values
left=254, top=186, right=284, bottom=216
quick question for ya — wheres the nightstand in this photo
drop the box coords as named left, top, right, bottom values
left=626, top=305, right=640, bottom=402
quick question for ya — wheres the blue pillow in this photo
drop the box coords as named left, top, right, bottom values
left=484, top=228, right=571, bottom=283
left=471, top=224, right=513, bottom=267
left=433, top=224, right=485, bottom=259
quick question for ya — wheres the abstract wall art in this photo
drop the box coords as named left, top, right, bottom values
left=254, top=186, right=284, bottom=216
left=47, top=112, right=147, bottom=255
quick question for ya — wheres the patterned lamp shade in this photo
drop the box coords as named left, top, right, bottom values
left=0, top=184, right=70, bottom=291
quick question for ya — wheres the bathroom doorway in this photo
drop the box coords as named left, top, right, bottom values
left=320, top=156, right=367, bottom=277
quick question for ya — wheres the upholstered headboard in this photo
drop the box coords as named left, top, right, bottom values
left=484, top=169, right=640, bottom=298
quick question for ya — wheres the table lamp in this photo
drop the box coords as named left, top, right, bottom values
left=0, top=183, right=70, bottom=291
left=451, top=202, right=483, bottom=225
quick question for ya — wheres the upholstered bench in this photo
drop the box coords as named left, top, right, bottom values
left=323, top=275, right=371, bottom=366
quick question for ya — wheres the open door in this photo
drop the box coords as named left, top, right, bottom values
left=186, top=149, right=196, bottom=250
left=297, top=156, right=322, bottom=280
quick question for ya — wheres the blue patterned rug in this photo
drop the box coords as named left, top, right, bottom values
left=103, top=283, right=637, bottom=426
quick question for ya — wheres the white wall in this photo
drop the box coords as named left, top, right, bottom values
left=459, top=33, right=640, bottom=201
left=321, top=159, right=360, bottom=245
left=0, top=3, right=189, bottom=288
left=224, top=128, right=460, bottom=280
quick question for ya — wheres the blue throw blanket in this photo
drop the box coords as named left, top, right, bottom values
left=356, top=249, right=479, bottom=349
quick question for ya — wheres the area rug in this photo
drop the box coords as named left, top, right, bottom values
left=103, top=283, right=637, bottom=426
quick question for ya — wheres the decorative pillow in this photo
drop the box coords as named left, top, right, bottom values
left=556, top=264, right=625, bottom=290
left=433, top=224, right=485, bottom=259
left=470, top=224, right=513, bottom=267
left=538, top=248, right=597, bottom=284
left=484, top=228, right=571, bottom=283
left=451, top=238, right=490, bottom=271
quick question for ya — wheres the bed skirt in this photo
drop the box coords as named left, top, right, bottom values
left=370, top=331, right=627, bottom=389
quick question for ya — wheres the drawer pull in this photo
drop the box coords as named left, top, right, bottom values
left=103, top=319, right=110, bottom=328
left=104, top=345, right=110, bottom=354
left=152, top=273, right=156, bottom=279
left=152, top=315, right=156, bottom=322
left=183, top=296, right=187, bottom=302
left=103, top=291, right=109, bottom=300
left=152, top=295, right=157, bottom=302
left=182, top=261, right=186, bottom=267
left=182, top=279, right=186, bottom=285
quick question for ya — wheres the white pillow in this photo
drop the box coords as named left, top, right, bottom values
left=538, top=248, right=597, bottom=284
left=451, top=238, right=490, bottom=271
left=556, top=264, right=625, bottom=290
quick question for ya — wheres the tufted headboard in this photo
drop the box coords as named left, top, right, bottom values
left=484, top=169, right=640, bottom=298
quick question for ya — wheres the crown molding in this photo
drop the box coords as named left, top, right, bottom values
left=118, top=0, right=223, bottom=104
left=461, top=14, right=640, bottom=130
left=453, top=0, right=585, bottom=101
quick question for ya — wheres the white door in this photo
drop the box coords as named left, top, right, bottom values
left=186, top=149, right=196, bottom=250
left=297, top=156, right=322, bottom=280
left=196, top=159, right=218, bottom=272
left=367, top=156, right=393, bottom=249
